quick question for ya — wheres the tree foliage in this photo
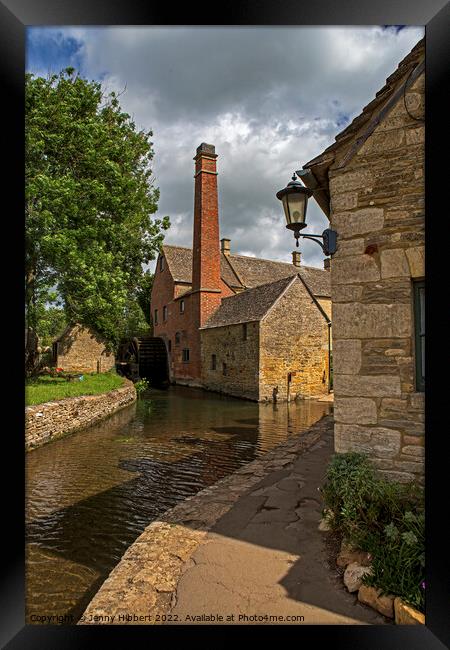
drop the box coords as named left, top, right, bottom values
left=136, top=270, right=154, bottom=327
left=26, top=68, right=169, bottom=369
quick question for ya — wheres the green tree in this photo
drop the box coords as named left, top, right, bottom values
left=25, top=68, right=169, bottom=373
left=136, top=270, right=154, bottom=328
left=36, top=305, right=67, bottom=347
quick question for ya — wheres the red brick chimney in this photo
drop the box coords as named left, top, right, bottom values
left=192, top=143, right=221, bottom=304
left=189, top=144, right=222, bottom=380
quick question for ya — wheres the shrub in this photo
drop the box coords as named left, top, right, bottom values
left=134, top=378, right=150, bottom=396
left=321, top=452, right=424, bottom=612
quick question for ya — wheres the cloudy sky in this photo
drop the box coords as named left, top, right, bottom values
left=26, top=25, right=423, bottom=270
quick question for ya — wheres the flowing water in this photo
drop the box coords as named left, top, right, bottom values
left=26, top=386, right=331, bottom=624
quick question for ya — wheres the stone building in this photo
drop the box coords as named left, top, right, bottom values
left=299, top=39, right=424, bottom=482
left=201, top=274, right=331, bottom=401
left=52, top=323, right=115, bottom=374
left=151, top=143, right=331, bottom=399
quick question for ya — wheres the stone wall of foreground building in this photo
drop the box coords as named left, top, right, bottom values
left=25, top=380, right=136, bottom=450
left=328, top=68, right=425, bottom=483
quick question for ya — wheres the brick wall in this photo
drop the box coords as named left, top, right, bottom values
left=152, top=256, right=234, bottom=384
left=25, top=380, right=136, bottom=450
left=56, top=324, right=115, bottom=373
left=260, top=279, right=330, bottom=401
left=201, top=321, right=260, bottom=400
left=329, top=71, right=425, bottom=483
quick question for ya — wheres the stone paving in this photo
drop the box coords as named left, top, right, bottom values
left=80, top=414, right=387, bottom=625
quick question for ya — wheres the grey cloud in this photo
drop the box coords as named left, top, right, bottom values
left=28, top=25, right=424, bottom=270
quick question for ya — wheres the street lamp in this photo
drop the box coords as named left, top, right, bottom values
left=276, top=172, right=338, bottom=256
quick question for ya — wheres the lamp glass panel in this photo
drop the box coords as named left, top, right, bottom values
left=282, top=192, right=307, bottom=225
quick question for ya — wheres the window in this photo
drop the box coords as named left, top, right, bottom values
left=163, top=305, right=168, bottom=321
left=211, top=354, right=217, bottom=370
left=413, top=280, right=425, bottom=391
left=222, top=362, right=227, bottom=376
left=243, top=323, right=248, bottom=340
left=182, top=348, right=190, bottom=363
left=160, top=256, right=165, bottom=271
left=154, top=309, right=158, bottom=325
left=180, top=299, right=185, bottom=314
left=175, top=331, right=181, bottom=345
left=168, top=340, right=171, bottom=353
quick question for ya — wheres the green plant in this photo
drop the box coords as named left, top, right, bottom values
left=363, top=509, right=425, bottom=611
left=321, top=452, right=424, bottom=612
left=135, top=378, right=150, bottom=396
left=25, top=68, right=169, bottom=366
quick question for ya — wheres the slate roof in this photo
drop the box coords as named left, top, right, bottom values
left=161, top=244, right=330, bottom=297
left=201, top=275, right=297, bottom=329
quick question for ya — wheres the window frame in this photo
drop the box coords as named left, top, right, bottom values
left=163, top=305, right=168, bottom=321
left=160, top=256, right=165, bottom=272
left=413, top=279, right=425, bottom=392
left=182, top=348, right=190, bottom=363
left=180, top=299, right=185, bottom=314
left=211, top=354, right=217, bottom=370
left=154, top=309, right=158, bottom=325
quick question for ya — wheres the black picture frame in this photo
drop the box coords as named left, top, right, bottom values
left=3, top=1, right=449, bottom=647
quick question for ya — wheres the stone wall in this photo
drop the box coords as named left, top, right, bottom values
left=25, top=380, right=136, bottom=450
left=56, top=324, right=115, bottom=374
left=260, top=278, right=330, bottom=401
left=201, top=321, right=260, bottom=400
left=329, top=71, right=425, bottom=482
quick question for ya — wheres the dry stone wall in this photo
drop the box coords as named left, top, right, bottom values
left=25, top=380, right=136, bottom=450
left=329, top=72, right=425, bottom=482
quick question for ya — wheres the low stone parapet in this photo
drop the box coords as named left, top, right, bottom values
left=25, top=379, right=136, bottom=451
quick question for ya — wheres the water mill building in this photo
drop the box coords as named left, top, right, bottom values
left=151, top=142, right=332, bottom=401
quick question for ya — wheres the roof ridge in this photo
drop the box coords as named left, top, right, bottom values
left=163, top=243, right=327, bottom=273
left=219, top=273, right=297, bottom=303
left=162, top=243, right=192, bottom=250
left=229, top=252, right=327, bottom=272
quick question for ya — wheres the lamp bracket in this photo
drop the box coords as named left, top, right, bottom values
left=287, top=227, right=338, bottom=256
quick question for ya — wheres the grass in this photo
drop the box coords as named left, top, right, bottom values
left=25, top=371, right=126, bottom=406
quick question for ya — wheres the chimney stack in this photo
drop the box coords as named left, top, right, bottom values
left=324, top=258, right=331, bottom=271
left=292, top=251, right=301, bottom=267
left=221, top=238, right=231, bottom=256
left=192, top=143, right=221, bottom=297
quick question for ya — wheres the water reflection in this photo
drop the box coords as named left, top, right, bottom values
left=26, top=386, right=331, bottom=623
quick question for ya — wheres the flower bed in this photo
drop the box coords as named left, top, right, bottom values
left=320, top=452, right=425, bottom=621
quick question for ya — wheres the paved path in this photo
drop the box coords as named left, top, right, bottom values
left=169, top=423, right=386, bottom=625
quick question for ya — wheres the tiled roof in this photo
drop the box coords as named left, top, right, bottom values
left=201, top=275, right=297, bottom=329
left=161, top=245, right=242, bottom=288
left=161, top=244, right=330, bottom=297
left=229, top=254, right=330, bottom=296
